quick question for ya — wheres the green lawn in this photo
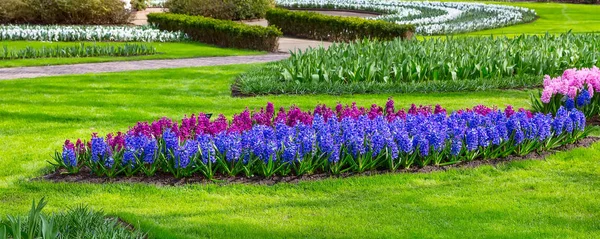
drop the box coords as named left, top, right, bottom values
left=0, top=41, right=263, bottom=68
left=2, top=2, right=600, bottom=238
left=1, top=64, right=599, bottom=238
left=467, top=2, right=600, bottom=35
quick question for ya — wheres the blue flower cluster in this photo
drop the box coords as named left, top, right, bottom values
left=123, top=133, right=158, bottom=168
left=164, top=106, right=585, bottom=170
left=55, top=105, right=589, bottom=179
left=61, top=145, right=76, bottom=167
left=91, top=136, right=108, bottom=163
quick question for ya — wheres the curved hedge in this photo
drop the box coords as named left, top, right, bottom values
left=148, top=13, right=282, bottom=52
left=165, top=0, right=275, bottom=20
left=266, top=8, right=414, bottom=42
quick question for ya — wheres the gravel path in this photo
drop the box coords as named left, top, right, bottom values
left=0, top=54, right=289, bottom=80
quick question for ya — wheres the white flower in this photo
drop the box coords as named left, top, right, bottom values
left=274, top=0, right=536, bottom=35
left=0, top=25, right=188, bottom=42
left=122, top=0, right=132, bottom=10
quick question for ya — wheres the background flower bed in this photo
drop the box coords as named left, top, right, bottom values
left=52, top=100, right=589, bottom=180
left=275, top=0, right=536, bottom=35
left=0, top=43, right=156, bottom=59
left=235, top=33, right=600, bottom=95
left=0, top=25, right=187, bottom=42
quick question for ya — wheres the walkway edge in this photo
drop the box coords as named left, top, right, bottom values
left=0, top=54, right=290, bottom=80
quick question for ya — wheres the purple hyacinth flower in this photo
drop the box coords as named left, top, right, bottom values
left=576, top=89, right=591, bottom=108
left=466, top=128, right=479, bottom=151
left=62, top=142, right=77, bottom=167
left=450, top=136, right=462, bottom=156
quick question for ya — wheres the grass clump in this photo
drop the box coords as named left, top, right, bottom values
left=1, top=198, right=145, bottom=239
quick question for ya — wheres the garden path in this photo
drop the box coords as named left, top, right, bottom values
left=133, top=8, right=374, bottom=52
left=0, top=54, right=289, bottom=80
left=0, top=9, right=375, bottom=80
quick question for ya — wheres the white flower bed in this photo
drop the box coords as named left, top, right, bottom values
left=275, top=0, right=537, bottom=35
left=0, top=25, right=187, bottom=42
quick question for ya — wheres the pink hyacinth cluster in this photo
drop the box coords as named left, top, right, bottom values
left=541, top=67, right=600, bottom=103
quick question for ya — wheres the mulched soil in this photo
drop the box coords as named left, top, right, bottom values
left=587, top=115, right=600, bottom=127
left=39, top=137, right=599, bottom=186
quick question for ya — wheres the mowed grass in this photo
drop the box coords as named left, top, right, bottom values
left=467, top=2, right=600, bottom=35
left=0, top=41, right=263, bottom=68
left=1, top=64, right=599, bottom=238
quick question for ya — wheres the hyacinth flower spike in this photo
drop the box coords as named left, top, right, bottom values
left=52, top=101, right=590, bottom=179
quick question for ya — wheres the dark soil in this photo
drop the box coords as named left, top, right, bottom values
left=587, top=115, right=600, bottom=127
left=40, top=137, right=600, bottom=186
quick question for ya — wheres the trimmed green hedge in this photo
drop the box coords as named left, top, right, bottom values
left=165, top=0, right=275, bottom=20
left=147, top=13, right=282, bottom=52
left=266, top=8, right=414, bottom=42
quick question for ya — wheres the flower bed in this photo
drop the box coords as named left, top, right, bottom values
left=147, top=0, right=535, bottom=35
left=52, top=100, right=590, bottom=179
left=275, top=0, right=536, bottom=35
left=0, top=25, right=187, bottom=42
left=532, top=67, right=600, bottom=118
left=236, top=33, right=600, bottom=96
left=0, top=43, right=156, bottom=59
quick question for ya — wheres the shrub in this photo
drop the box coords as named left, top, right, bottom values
left=51, top=101, right=590, bottom=179
left=0, top=0, right=132, bottom=25
left=148, top=13, right=282, bottom=52
left=266, top=8, right=414, bottom=42
left=0, top=0, right=34, bottom=24
left=131, top=0, right=149, bottom=11
left=0, top=43, right=157, bottom=59
left=236, top=33, right=600, bottom=95
left=165, top=0, right=274, bottom=20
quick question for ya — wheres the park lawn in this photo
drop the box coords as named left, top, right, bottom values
left=0, top=41, right=263, bottom=68
left=467, top=2, right=600, bottom=35
left=1, top=64, right=599, bottom=238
